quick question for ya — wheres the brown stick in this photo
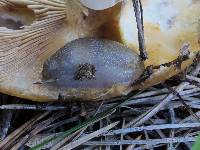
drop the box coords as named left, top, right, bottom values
left=132, top=0, right=148, bottom=60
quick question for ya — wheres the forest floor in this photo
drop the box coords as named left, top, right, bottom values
left=0, top=62, right=200, bottom=150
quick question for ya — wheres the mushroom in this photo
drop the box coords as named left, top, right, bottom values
left=119, top=0, right=200, bottom=88
left=0, top=0, right=199, bottom=102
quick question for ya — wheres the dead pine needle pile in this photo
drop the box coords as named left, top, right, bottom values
left=0, top=61, right=200, bottom=150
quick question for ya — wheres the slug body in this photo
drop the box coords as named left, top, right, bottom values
left=42, top=38, right=144, bottom=100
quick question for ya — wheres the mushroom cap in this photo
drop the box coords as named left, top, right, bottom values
left=0, top=0, right=199, bottom=102
left=119, top=0, right=200, bottom=89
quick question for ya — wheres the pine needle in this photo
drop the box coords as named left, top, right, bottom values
left=29, top=91, right=140, bottom=150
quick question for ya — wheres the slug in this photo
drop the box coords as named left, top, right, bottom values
left=42, top=38, right=144, bottom=100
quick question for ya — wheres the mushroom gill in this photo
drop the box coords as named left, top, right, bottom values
left=0, top=0, right=121, bottom=101
left=0, top=0, right=199, bottom=102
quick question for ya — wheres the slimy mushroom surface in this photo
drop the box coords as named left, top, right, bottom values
left=42, top=38, right=144, bottom=89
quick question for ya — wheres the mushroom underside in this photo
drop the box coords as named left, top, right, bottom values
left=0, top=0, right=199, bottom=102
